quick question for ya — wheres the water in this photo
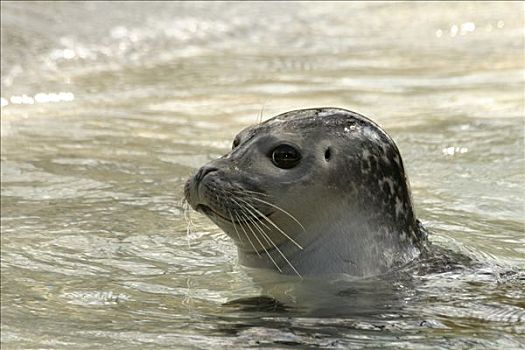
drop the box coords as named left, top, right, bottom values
left=1, top=2, right=524, bottom=349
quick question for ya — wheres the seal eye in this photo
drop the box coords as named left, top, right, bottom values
left=232, top=137, right=240, bottom=150
left=271, top=144, right=301, bottom=169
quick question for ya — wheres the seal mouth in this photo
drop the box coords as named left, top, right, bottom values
left=196, top=204, right=271, bottom=224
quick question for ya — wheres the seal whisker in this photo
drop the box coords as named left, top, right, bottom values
left=234, top=212, right=261, bottom=256
left=240, top=209, right=283, bottom=273
left=237, top=213, right=278, bottom=269
left=221, top=190, right=253, bottom=244
left=237, top=200, right=302, bottom=278
left=258, top=101, right=266, bottom=125
left=245, top=196, right=306, bottom=232
left=226, top=192, right=283, bottom=271
left=227, top=197, right=271, bottom=232
left=227, top=209, right=243, bottom=242
left=234, top=197, right=303, bottom=250
left=182, top=199, right=193, bottom=248
left=231, top=189, right=271, bottom=198
left=247, top=218, right=289, bottom=275
left=259, top=229, right=302, bottom=278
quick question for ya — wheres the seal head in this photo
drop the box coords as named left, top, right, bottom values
left=185, top=108, right=426, bottom=277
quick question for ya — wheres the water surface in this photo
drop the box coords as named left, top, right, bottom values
left=1, top=2, right=524, bottom=349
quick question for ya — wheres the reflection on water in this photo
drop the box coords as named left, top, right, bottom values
left=1, top=2, right=524, bottom=349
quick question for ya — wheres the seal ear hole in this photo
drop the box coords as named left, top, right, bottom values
left=324, top=148, right=332, bottom=161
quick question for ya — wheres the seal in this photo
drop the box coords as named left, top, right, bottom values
left=184, top=108, right=427, bottom=277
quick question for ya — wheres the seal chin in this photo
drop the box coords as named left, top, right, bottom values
left=195, top=204, right=230, bottom=222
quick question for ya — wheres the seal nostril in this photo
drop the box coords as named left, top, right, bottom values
left=195, top=165, right=219, bottom=183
